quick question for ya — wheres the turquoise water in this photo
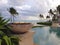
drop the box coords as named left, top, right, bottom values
left=32, top=27, right=60, bottom=45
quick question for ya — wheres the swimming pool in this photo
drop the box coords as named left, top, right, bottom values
left=32, top=26, right=60, bottom=45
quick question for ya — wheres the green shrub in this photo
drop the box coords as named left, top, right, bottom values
left=0, top=16, right=19, bottom=45
left=37, top=22, right=52, bottom=26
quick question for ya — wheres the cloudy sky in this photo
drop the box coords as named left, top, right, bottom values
left=0, top=0, right=60, bottom=21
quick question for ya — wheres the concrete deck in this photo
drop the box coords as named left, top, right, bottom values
left=17, top=30, right=35, bottom=45
left=52, top=22, right=60, bottom=27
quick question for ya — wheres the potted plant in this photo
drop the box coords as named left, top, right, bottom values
left=8, top=7, right=33, bottom=33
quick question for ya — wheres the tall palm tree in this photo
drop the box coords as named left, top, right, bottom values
left=8, top=7, right=18, bottom=23
left=48, top=9, right=57, bottom=21
left=57, top=5, right=60, bottom=14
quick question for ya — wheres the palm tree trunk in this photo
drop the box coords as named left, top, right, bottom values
left=13, top=15, right=14, bottom=23
left=10, top=15, right=12, bottom=23
left=10, top=15, right=14, bottom=23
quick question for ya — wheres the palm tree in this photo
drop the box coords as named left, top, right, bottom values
left=39, top=14, right=44, bottom=18
left=48, top=9, right=57, bottom=22
left=48, top=9, right=54, bottom=15
left=57, top=5, right=60, bottom=14
left=46, top=15, right=50, bottom=18
left=8, top=7, right=18, bottom=23
left=49, top=5, right=60, bottom=22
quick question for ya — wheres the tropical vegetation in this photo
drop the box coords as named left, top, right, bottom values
left=48, top=5, right=60, bottom=22
left=37, top=5, right=60, bottom=26
left=37, top=21, right=52, bottom=26
left=0, top=15, right=19, bottom=45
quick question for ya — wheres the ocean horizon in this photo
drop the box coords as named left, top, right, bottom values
left=14, top=19, right=50, bottom=23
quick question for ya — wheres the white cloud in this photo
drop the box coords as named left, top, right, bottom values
left=15, top=5, right=31, bottom=10
left=48, top=0, right=60, bottom=9
left=1, top=0, right=60, bottom=20
left=1, top=0, right=60, bottom=13
left=0, top=0, right=8, bottom=5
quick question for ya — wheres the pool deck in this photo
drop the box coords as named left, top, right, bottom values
left=52, top=22, right=60, bottom=27
left=18, top=30, right=35, bottom=45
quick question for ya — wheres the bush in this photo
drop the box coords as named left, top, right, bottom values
left=0, top=16, right=19, bottom=45
left=37, top=22, right=52, bottom=26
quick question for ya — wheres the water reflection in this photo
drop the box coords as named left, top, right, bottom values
left=33, top=26, right=50, bottom=45
left=32, top=27, right=60, bottom=45
left=49, top=27, right=60, bottom=38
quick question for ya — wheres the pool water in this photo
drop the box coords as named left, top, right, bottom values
left=32, top=26, right=60, bottom=45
